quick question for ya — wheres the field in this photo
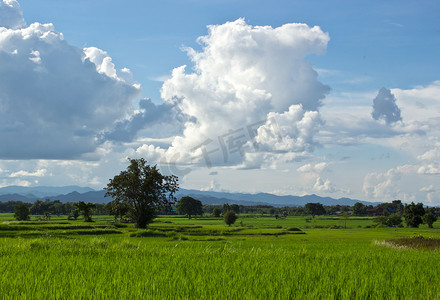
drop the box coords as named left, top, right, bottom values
left=1, top=213, right=440, bottom=299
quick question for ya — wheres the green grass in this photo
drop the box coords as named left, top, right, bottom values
left=1, top=213, right=440, bottom=299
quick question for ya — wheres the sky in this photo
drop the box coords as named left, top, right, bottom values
left=0, top=0, right=439, bottom=204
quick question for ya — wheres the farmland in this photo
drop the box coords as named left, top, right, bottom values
left=1, top=213, right=440, bottom=299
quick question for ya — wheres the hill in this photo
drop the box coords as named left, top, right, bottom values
left=0, top=186, right=376, bottom=207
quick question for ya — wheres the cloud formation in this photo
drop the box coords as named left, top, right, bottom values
left=0, top=0, right=25, bottom=29
left=0, top=8, right=141, bottom=159
left=102, top=98, right=185, bottom=142
left=149, top=19, right=330, bottom=168
left=372, top=87, right=402, bottom=124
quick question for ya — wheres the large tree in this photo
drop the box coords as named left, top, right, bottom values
left=423, top=212, right=437, bottom=228
left=14, top=203, right=30, bottom=221
left=305, top=203, right=326, bottom=218
left=105, top=158, right=179, bottom=228
left=403, top=202, right=425, bottom=228
left=224, top=210, right=238, bottom=226
left=176, top=196, right=203, bottom=219
left=75, top=201, right=96, bottom=222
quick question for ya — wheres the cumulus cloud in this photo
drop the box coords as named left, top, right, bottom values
left=417, top=143, right=440, bottom=175
left=151, top=19, right=329, bottom=168
left=372, top=87, right=402, bottom=124
left=0, top=0, right=25, bottom=29
left=313, top=177, right=335, bottom=193
left=0, top=8, right=141, bottom=159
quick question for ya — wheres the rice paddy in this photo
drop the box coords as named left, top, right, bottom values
left=1, top=213, right=439, bottom=299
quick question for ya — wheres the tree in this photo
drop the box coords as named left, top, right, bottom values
left=374, top=213, right=403, bottom=227
left=403, top=202, right=425, bottom=228
left=176, top=196, right=203, bottom=219
left=105, top=158, right=179, bottom=228
left=224, top=210, right=238, bottom=226
left=222, top=203, right=231, bottom=214
left=212, top=208, right=221, bottom=217
left=75, top=201, right=96, bottom=222
left=105, top=200, right=129, bottom=222
left=423, top=212, right=438, bottom=228
left=14, top=203, right=30, bottom=221
left=305, top=203, right=326, bottom=218
left=387, top=213, right=403, bottom=227
left=230, top=204, right=240, bottom=214
left=352, top=202, right=367, bottom=216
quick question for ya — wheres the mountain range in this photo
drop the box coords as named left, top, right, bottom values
left=0, top=185, right=378, bottom=207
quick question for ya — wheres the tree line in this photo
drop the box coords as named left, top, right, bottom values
left=1, top=159, right=439, bottom=229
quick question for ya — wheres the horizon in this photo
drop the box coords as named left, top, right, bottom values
left=0, top=0, right=439, bottom=205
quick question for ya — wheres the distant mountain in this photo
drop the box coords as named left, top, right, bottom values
left=176, top=189, right=376, bottom=207
left=0, top=186, right=377, bottom=207
left=0, top=185, right=95, bottom=198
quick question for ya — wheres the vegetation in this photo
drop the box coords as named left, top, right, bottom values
left=0, top=212, right=439, bottom=299
left=304, top=202, right=326, bottom=218
left=75, top=201, right=96, bottom=222
left=224, top=210, right=238, bottom=226
left=14, top=203, right=30, bottom=221
left=105, top=158, right=179, bottom=228
left=423, top=212, right=438, bottom=228
left=176, top=196, right=203, bottom=219
left=403, top=202, right=425, bottom=228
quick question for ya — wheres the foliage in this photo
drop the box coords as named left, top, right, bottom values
left=222, top=204, right=231, bottom=214
left=105, top=158, right=179, bottom=228
left=373, top=213, right=402, bottom=227
left=14, top=203, right=30, bottom=221
left=74, top=201, right=96, bottom=222
left=423, top=213, right=437, bottom=228
left=176, top=196, right=203, bottom=219
left=224, top=210, right=238, bottom=226
left=230, top=204, right=240, bottom=214
left=305, top=203, right=326, bottom=218
left=211, top=208, right=221, bottom=217
left=403, top=202, right=425, bottom=228
left=352, top=202, right=367, bottom=216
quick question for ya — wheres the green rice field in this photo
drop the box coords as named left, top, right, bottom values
left=1, top=213, right=440, bottom=299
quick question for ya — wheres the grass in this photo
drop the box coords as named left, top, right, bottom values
left=1, top=213, right=440, bottom=299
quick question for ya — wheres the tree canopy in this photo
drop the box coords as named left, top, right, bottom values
left=176, top=196, right=203, bottom=219
left=75, top=201, right=96, bottom=222
left=105, top=158, right=179, bottom=228
left=224, top=210, right=238, bottom=226
left=305, top=203, right=326, bottom=218
left=403, top=202, right=425, bottom=228
left=14, top=203, right=30, bottom=221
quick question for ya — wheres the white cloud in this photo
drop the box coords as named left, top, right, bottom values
left=9, top=169, right=47, bottom=178
left=313, top=177, right=335, bottom=193
left=297, top=162, right=328, bottom=173
left=0, top=11, right=141, bottom=159
left=0, top=0, right=25, bottom=29
left=255, top=105, right=322, bottom=153
left=153, top=19, right=329, bottom=168
left=0, top=179, right=31, bottom=188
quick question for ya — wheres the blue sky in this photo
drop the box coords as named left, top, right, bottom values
left=1, top=0, right=440, bottom=204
